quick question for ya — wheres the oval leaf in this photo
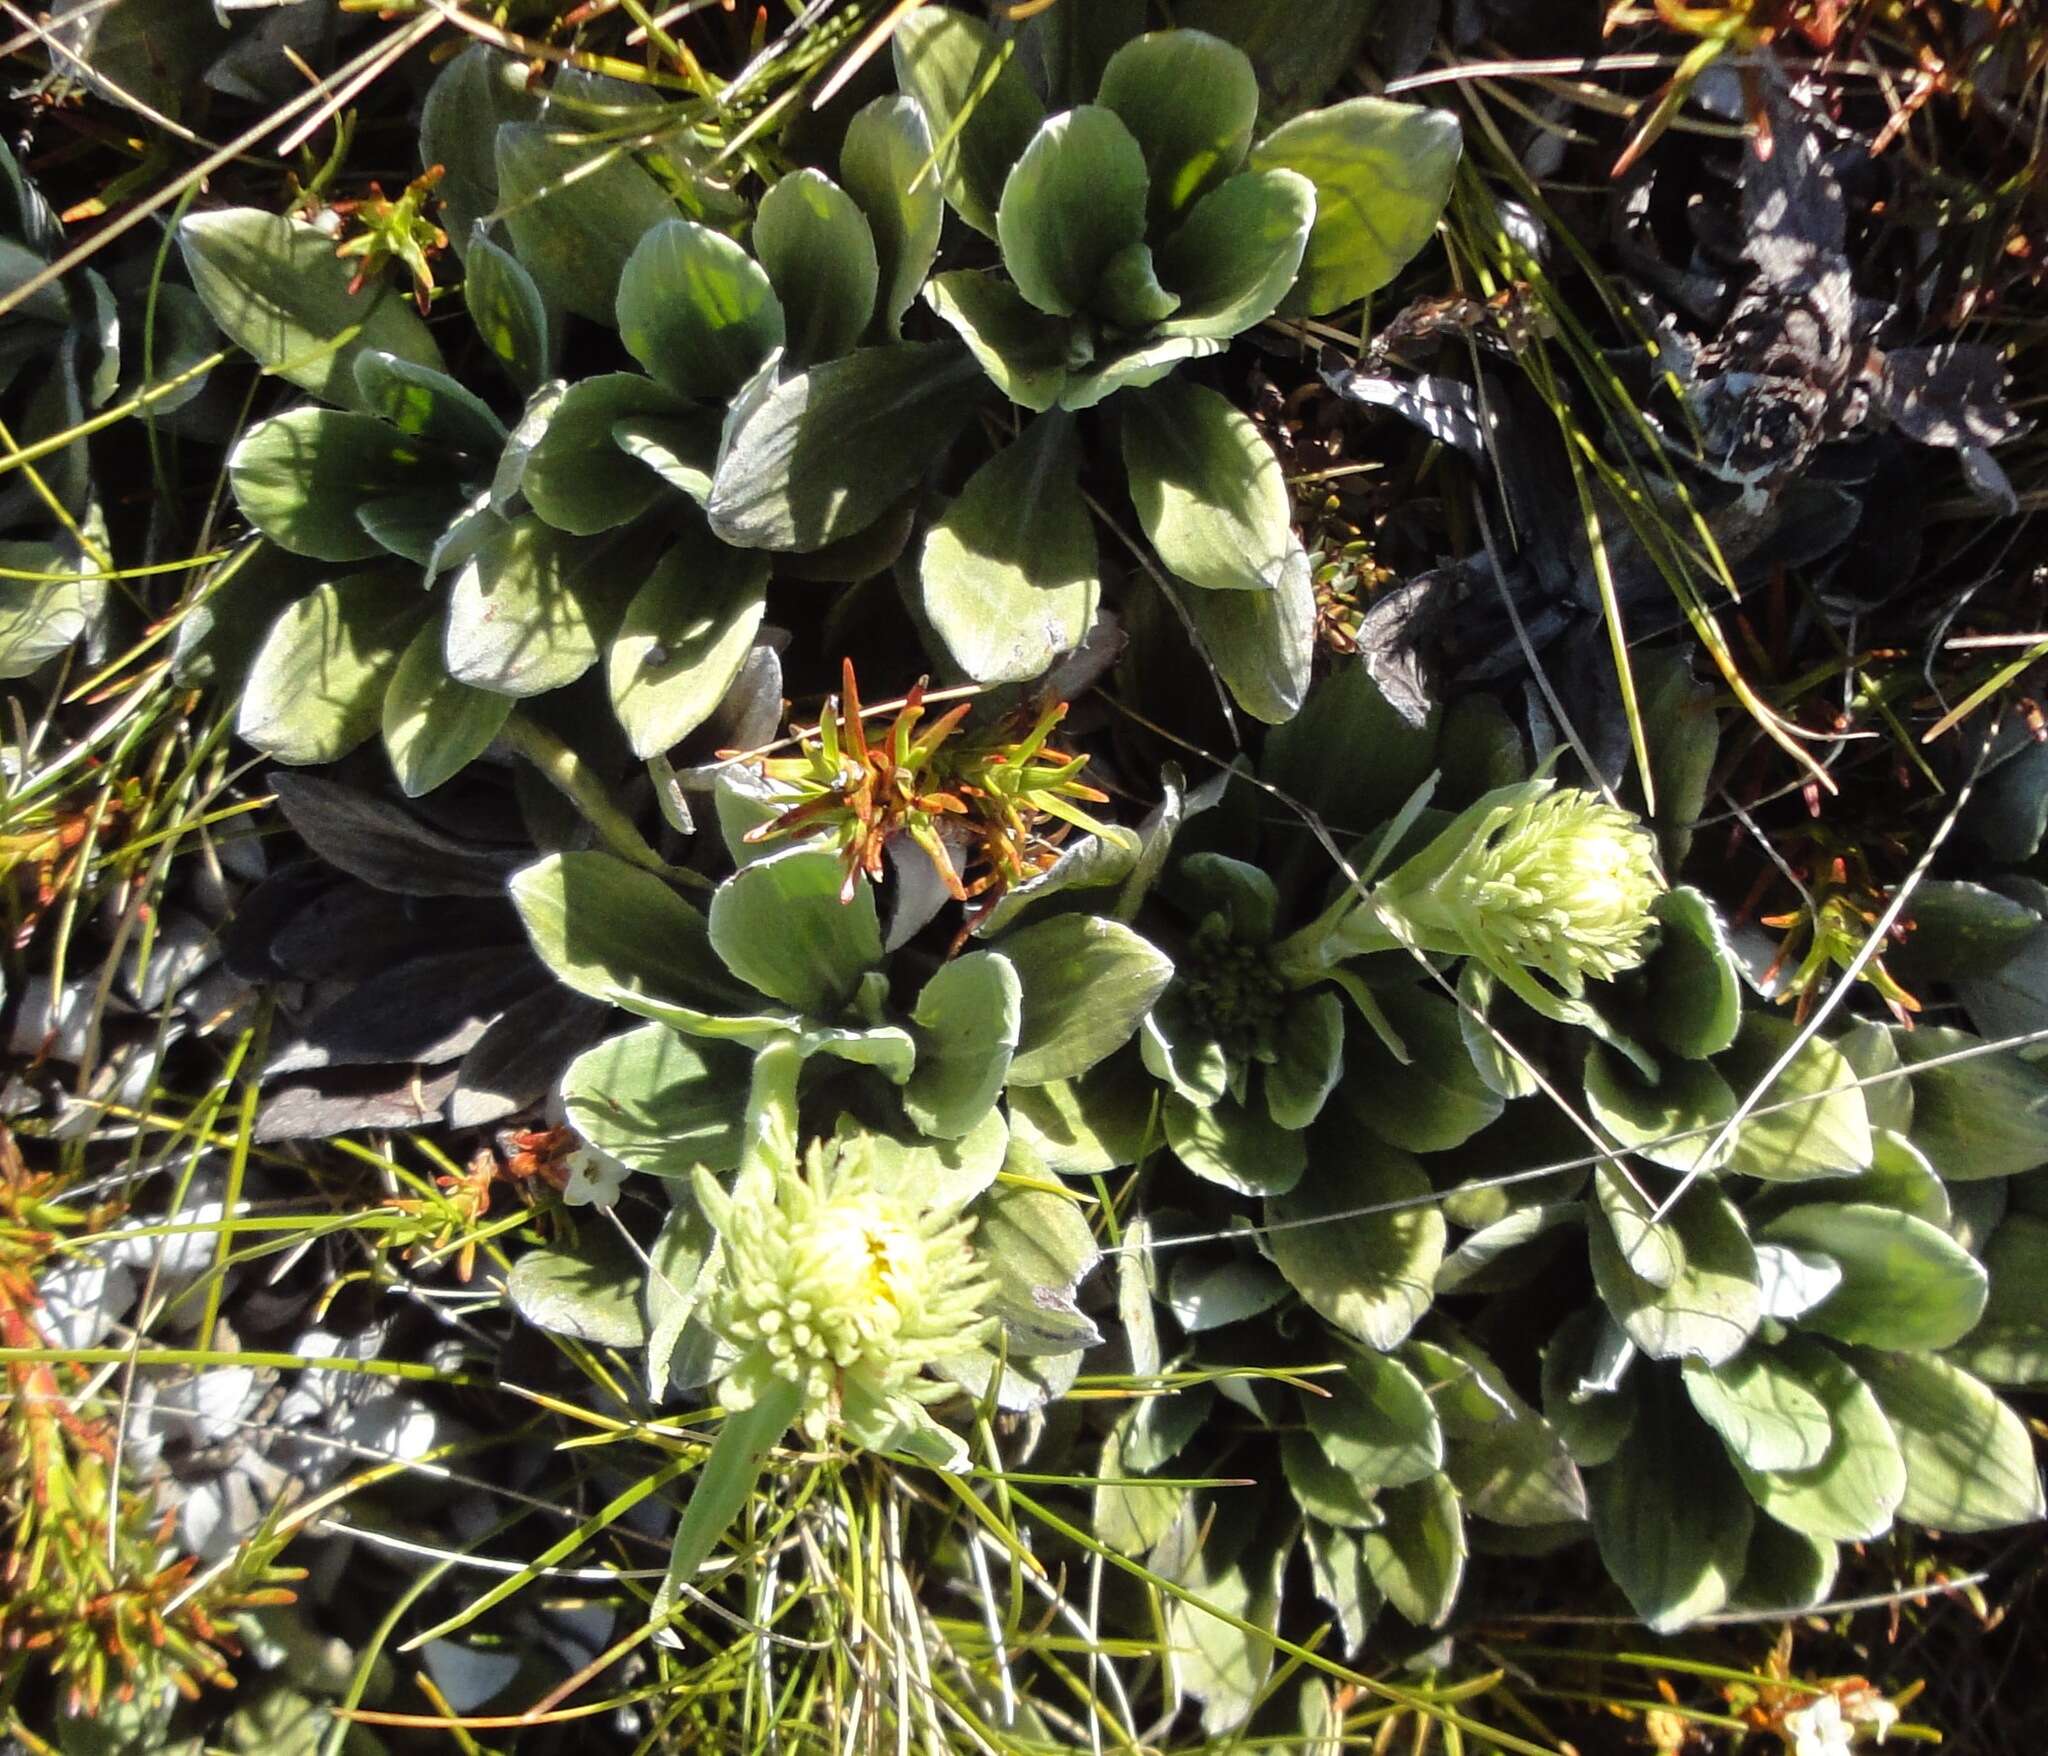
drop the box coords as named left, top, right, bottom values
left=707, top=844, right=883, bottom=1012
left=616, top=218, right=784, bottom=403
left=382, top=617, right=514, bottom=796
left=906, top=951, right=1021, bottom=1139
left=753, top=169, right=879, bottom=365
left=1123, top=377, right=1293, bottom=592
left=1250, top=97, right=1462, bottom=317
left=608, top=523, right=769, bottom=760
left=238, top=571, right=426, bottom=765
left=1267, top=1138, right=1445, bottom=1350
left=920, top=412, right=1099, bottom=684
left=999, top=913, right=1174, bottom=1083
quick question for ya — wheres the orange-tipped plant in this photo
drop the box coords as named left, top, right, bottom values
left=741, top=660, right=1119, bottom=918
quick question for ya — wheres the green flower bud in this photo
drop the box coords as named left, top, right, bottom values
left=693, top=1141, right=995, bottom=1452
left=1347, top=781, right=1663, bottom=996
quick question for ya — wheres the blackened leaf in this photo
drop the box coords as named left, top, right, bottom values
left=255, top=1066, right=459, bottom=1141
left=269, top=771, right=527, bottom=896
left=1876, top=344, right=2028, bottom=450
left=1320, top=368, right=1486, bottom=459
left=266, top=950, right=543, bottom=1074
left=450, top=985, right=612, bottom=1129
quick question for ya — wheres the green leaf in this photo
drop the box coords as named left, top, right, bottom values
left=1092, top=240, right=1179, bottom=330
left=1264, top=653, right=1438, bottom=828
left=1155, top=168, right=1317, bottom=339
left=561, top=1021, right=746, bottom=1177
left=1266, top=1138, right=1444, bottom=1349
left=1853, top=1350, right=2045, bottom=1532
left=1834, top=1019, right=1913, bottom=1133
left=382, top=618, right=514, bottom=796
left=1005, top=1061, right=1155, bottom=1174
left=1645, top=887, right=1742, bottom=1058
left=1589, top=1179, right=1760, bottom=1367
left=464, top=235, right=551, bottom=390
left=853, top=1109, right=1009, bottom=1212
left=1541, top=1307, right=1637, bottom=1469
left=419, top=45, right=539, bottom=260
left=752, top=170, right=878, bottom=366
left=1728, top=1520, right=1838, bottom=1615
left=612, top=218, right=784, bottom=403
left=1159, top=1508, right=1283, bottom=1734
left=521, top=373, right=686, bottom=535
left=178, top=208, right=443, bottom=412
left=1059, top=332, right=1225, bottom=411
left=971, top=1179, right=1100, bottom=1355
left=1163, top=1093, right=1305, bottom=1196
left=1897, top=1023, right=2048, bottom=1180
left=507, top=1238, right=648, bottom=1347
left=890, top=5, right=1045, bottom=237
left=1097, top=29, right=1259, bottom=228
left=707, top=342, right=985, bottom=552
left=611, top=412, right=720, bottom=503
left=510, top=851, right=736, bottom=1011
left=1593, top=1162, right=1681, bottom=1289
left=840, top=95, right=945, bottom=338
left=1728, top=1337, right=1905, bottom=1543
left=922, top=268, right=1075, bottom=412
left=920, top=412, right=1099, bottom=684
left=1302, top=1519, right=1382, bottom=1654
left=607, top=523, right=769, bottom=760
left=1094, top=1410, right=1185, bottom=1554
left=999, top=913, right=1175, bottom=1083
left=708, top=845, right=882, bottom=1012
left=1281, top=1429, right=1382, bottom=1529
left=654, top=1378, right=803, bottom=1623
left=905, top=951, right=1021, bottom=1139
left=1759, top=1202, right=1988, bottom=1351
left=1584, top=1043, right=1739, bottom=1174
left=443, top=517, right=610, bottom=696
left=996, top=106, right=1149, bottom=318
left=1174, top=0, right=1374, bottom=121
left=352, top=350, right=505, bottom=456
left=494, top=123, right=679, bottom=323
left=1950, top=1213, right=2048, bottom=1385
left=1360, top=1474, right=1465, bottom=1628
left=1717, top=1013, right=1874, bottom=1181
left=1250, top=97, right=1462, bottom=317
left=237, top=571, right=426, bottom=765
left=1589, top=1375, right=1753, bottom=1631
left=1410, top=1338, right=1587, bottom=1527
left=227, top=409, right=433, bottom=563
left=1305, top=1350, right=1443, bottom=1490
left=1681, top=1349, right=1833, bottom=1473
left=1173, top=538, right=1315, bottom=723
left=0, top=543, right=104, bottom=680
left=1123, top=377, right=1293, bottom=592
left=1265, top=989, right=1345, bottom=1129
left=1338, top=984, right=1502, bottom=1153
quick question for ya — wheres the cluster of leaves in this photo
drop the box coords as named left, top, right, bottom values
left=4, top=0, right=2046, bottom=1749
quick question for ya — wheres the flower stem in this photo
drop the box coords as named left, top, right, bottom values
left=738, top=1036, right=804, bottom=1183
left=499, top=712, right=709, bottom=891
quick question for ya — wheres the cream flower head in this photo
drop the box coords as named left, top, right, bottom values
left=693, top=1140, right=996, bottom=1454
left=1355, top=780, right=1663, bottom=997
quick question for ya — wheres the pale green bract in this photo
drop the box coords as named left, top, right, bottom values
left=693, top=1141, right=996, bottom=1452
left=1344, top=781, right=1664, bottom=998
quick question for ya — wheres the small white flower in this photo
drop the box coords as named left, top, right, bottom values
left=562, top=1145, right=629, bottom=1208
left=1782, top=1695, right=1853, bottom=1756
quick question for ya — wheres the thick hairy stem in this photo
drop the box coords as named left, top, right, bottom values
left=737, top=1035, right=804, bottom=1185
left=499, top=712, right=709, bottom=891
